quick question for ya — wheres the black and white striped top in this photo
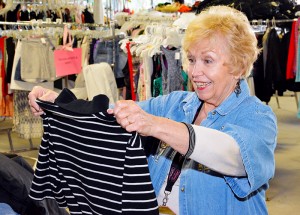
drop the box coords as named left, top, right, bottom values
left=29, top=89, right=158, bottom=215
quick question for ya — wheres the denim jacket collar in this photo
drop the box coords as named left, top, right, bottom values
left=181, top=79, right=250, bottom=116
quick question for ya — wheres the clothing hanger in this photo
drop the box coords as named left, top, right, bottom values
left=162, top=27, right=181, bottom=49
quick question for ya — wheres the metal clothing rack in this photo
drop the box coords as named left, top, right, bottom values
left=0, top=20, right=106, bottom=28
left=250, top=18, right=298, bottom=25
left=250, top=18, right=299, bottom=109
left=0, top=20, right=120, bottom=152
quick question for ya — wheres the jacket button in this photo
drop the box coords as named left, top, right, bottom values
left=212, top=111, right=216, bottom=115
left=181, top=187, right=185, bottom=192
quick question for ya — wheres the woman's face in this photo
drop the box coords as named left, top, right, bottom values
left=187, top=35, right=239, bottom=107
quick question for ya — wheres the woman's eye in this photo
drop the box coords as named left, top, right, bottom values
left=204, top=59, right=213, bottom=64
left=188, top=58, right=196, bottom=64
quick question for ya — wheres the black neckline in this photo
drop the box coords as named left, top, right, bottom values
left=53, top=88, right=110, bottom=114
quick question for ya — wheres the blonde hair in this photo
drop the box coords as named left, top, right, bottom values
left=182, top=6, right=260, bottom=78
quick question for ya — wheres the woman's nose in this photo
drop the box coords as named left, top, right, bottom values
left=191, top=63, right=204, bottom=77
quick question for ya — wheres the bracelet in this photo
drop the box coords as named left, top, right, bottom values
left=181, top=122, right=195, bottom=158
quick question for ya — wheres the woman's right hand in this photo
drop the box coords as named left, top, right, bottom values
left=28, top=86, right=59, bottom=116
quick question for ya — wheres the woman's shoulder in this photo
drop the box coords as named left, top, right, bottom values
left=236, top=96, right=277, bottom=126
left=242, top=95, right=274, bottom=114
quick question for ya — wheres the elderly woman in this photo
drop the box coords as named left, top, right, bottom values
left=29, top=5, right=277, bottom=215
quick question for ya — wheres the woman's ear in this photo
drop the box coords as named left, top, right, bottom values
left=233, top=71, right=243, bottom=80
left=234, top=75, right=241, bottom=80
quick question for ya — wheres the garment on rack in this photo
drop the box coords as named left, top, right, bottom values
left=0, top=36, right=8, bottom=96
left=30, top=88, right=158, bottom=215
left=20, top=38, right=57, bottom=83
left=5, top=37, right=15, bottom=84
left=10, top=40, right=54, bottom=91
left=160, top=46, right=183, bottom=95
left=139, top=48, right=154, bottom=101
left=93, top=36, right=127, bottom=88
left=125, top=42, right=136, bottom=100
left=151, top=54, right=162, bottom=97
left=6, top=4, right=21, bottom=25
left=0, top=36, right=13, bottom=117
left=82, top=8, right=94, bottom=24
left=72, top=62, right=119, bottom=103
left=13, top=90, right=43, bottom=139
left=265, top=28, right=285, bottom=96
left=286, top=20, right=297, bottom=80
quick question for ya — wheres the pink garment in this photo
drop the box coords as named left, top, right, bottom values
left=137, top=63, right=146, bottom=101
left=0, top=36, right=7, bottom=96
left=286, top=20, right=297, bottom=79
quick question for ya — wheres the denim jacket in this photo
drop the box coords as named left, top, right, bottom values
left=138, top=79, right=277, bottom=215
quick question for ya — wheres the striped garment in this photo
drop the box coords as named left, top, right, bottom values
left=29, top=89, right=158, bottom=215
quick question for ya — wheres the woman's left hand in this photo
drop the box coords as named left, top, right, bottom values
left=107, top=100, right=155, bottom=136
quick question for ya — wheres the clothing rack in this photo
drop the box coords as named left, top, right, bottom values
left=250, top=18, right=298, bottom=27
left=250, top=18, right=299, bottom=110
left=0, top=20, right=122, bottom=42
left=0, top=20, right=106, bottom=28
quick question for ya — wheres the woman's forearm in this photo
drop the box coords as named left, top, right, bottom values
left=150, top=116, right=190, bottom=155
left=188, top=125, right=246, bottom=176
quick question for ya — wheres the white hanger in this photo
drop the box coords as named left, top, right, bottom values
left=162, top=27, right=181, bottom=49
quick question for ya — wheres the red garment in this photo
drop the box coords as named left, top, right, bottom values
left=81, top=13, right=85, bottom=23
left=178, top=5, right=192, bottom=12
left=0, top=36, right=13, bottom=117
left=286, top=20, right=297, bottom=79
left=0, top=95, right=13, bottom=117
left=126, top=42, right=136, bottom=101
left=0, top=36, right=7, bottom=96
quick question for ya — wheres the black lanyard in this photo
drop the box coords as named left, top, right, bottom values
left=165, top=152, right=185, bottom=193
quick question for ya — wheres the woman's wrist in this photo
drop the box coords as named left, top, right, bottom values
left=152, top=117, right=190, bottom=155
left=181, top=122, right=195, bottom=158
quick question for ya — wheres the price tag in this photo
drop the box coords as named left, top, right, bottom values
left=175, top=52, right=180, bottom=60
left=40, top=38, right=46, bottom=44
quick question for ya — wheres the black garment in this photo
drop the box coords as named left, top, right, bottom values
left=253, top=29, right=282, bottom=103
left=253, top=34, right=266, bottom=102
left=6, top=4, right=20, bottom=23
left=151, top=54, right=162, bottom=97
left=36, top=11, right=45, bottom=20
left=195, top=0, right=296, bottom=20
left=30, top=89, right=159, bottom=215
left=5, top=37, right=15, bottom=84
left=88, top=38, right=97, bottom=65
left=283, top=30, right=300, bottom=93
left=30, top=11, right=37, bottom=20
left=265, top=28, right=285, bottom=97
left=0, top=14, right=5, bottom=30
left=20, top=10, right=29, bottom=21
left=123, top=60, right=132, bottom=99
left=82, top=8, right=94, bottom=24
left=0, top=153, right=68, bottom=215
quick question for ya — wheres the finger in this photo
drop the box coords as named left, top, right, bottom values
left=28, top=100, right=41, bottom=113
left=39, top=91, right=56, bottom=103
left=126, top=115, right=135, bottom=125
left=114, top=100, right=136, bottom=113
left=107, top=108, right=114, bottom=114
left=29, top=105, right=44, bottom=116
left=117, top=115, right=131, bottom=129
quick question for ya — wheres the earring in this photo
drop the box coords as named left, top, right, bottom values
left=234, top=79, right=241, bottom=96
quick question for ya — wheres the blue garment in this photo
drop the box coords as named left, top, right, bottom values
left=138, top=79, right=277, bottom=215
left=0, top=203, right=19, bottom=215
left=93, top=37, right=127, bottom=80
